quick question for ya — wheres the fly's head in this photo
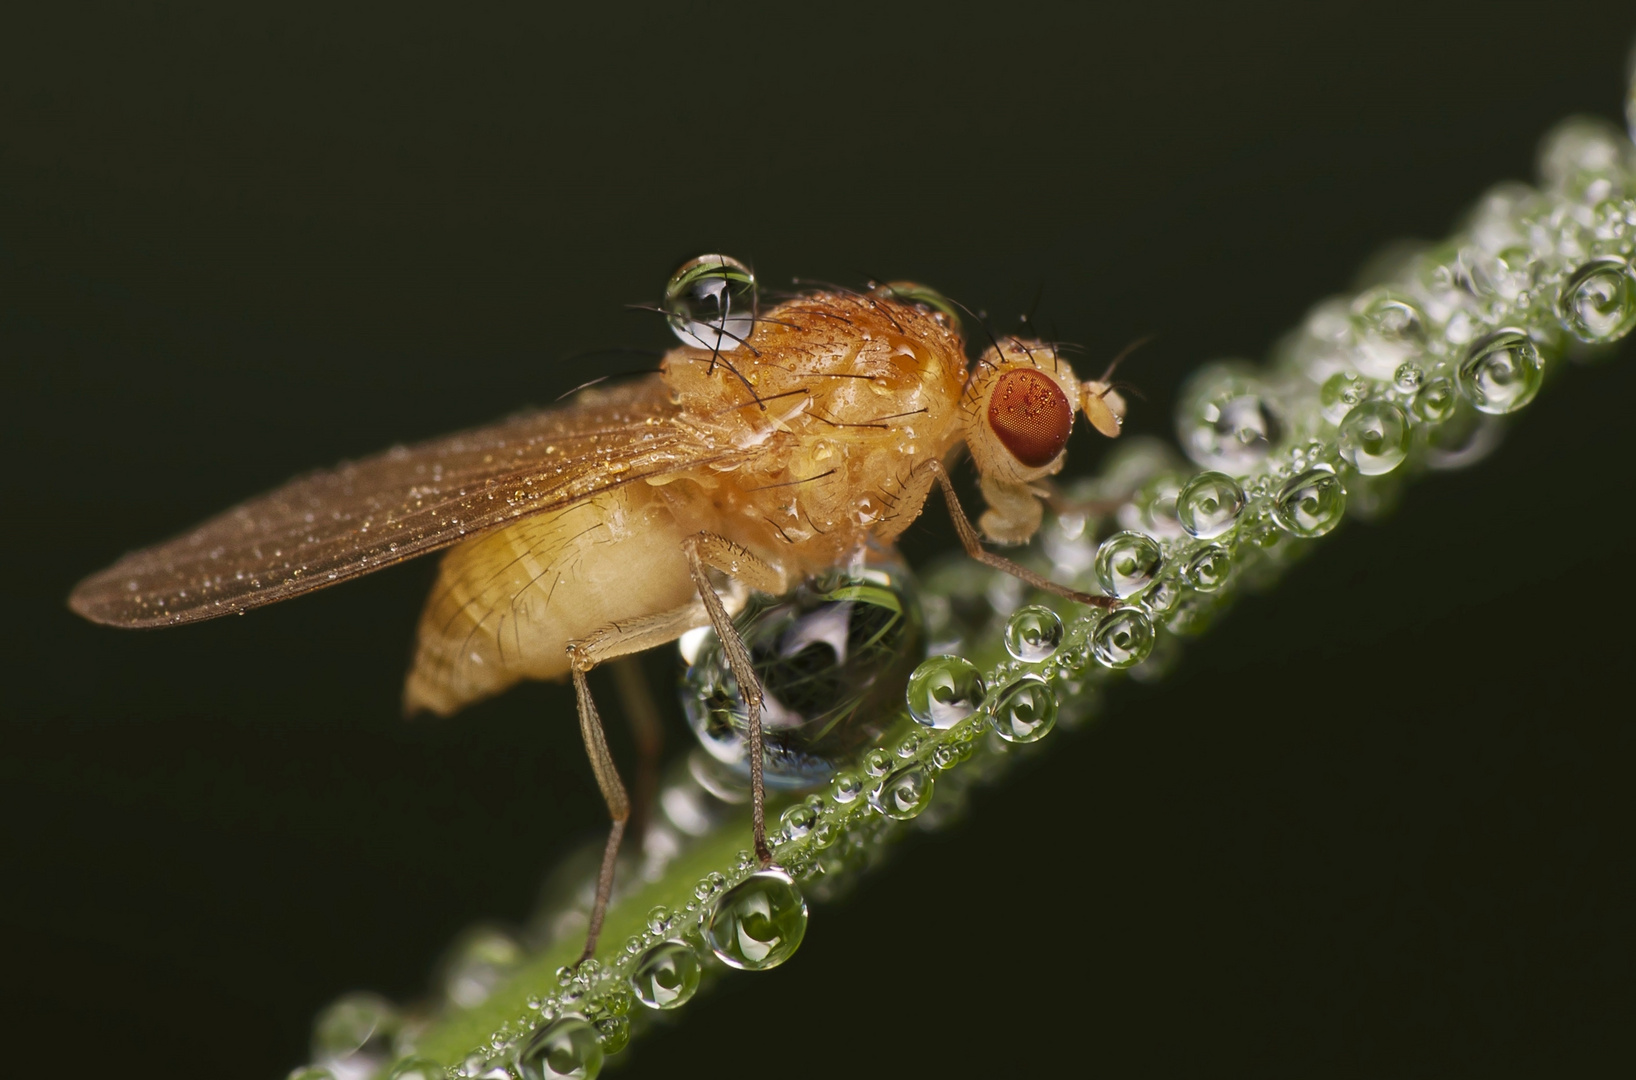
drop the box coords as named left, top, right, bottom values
left=960, top=339, right=1128, bottom=543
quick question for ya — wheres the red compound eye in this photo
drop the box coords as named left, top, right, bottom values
left=987, top=368, right=1073, bottom=468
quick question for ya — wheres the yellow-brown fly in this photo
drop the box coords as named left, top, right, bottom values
left=69, top=255, right=1129, bottom=960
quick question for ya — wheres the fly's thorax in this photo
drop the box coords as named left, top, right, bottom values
left=652, top=289, right=971, bottom=563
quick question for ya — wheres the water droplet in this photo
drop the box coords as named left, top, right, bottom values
left=1184, top=543, right=1231, bottom=592
left=1273, top=464, right=1346, bottom=538
left=516, top=1017, right=604, bottom=1080
left=1458, top=328, right=1542, bottom=415
left=707, top=869, right=808, bottom=970
left=1559, top=256, right=1636, bottom=343
left=683, top=564, right=921, bottom=785
left=440, top=925, right=522, bottom=1008
left=905, top=655, right=986, bottom=728
left=312, top=992, right=399, bottom=1071
left=1351, top=290, right=1426, bottom=378
left=1003, top=605, right=1064, bottom=662
left=1412, top=377, right=1458, bottom=424
left=868, top=280, right=962, bottom=328
left=779, top=802, right=817, bottom=842
left=1393, top=362, right=1424, bottom=393
left=830, top=769, right=863, bottom=802
left=594, top=1017, right=629, bottom=1056
left=630, top=940, right=702, bottom=1010
left=1176, top=472, right=1246, bottom=539
left=1091, top=608, right=1156, bottom=669
left=1136, top=574, right=1184, bottom=616
left=386, top=1058, right=443, bottom=1080
left=1338, top=399, right=1411, bottom=476
left=663, top=254, right=757, bottom=352
left=989, top=676, right=1059, bottom=743
left=870, top=764, right=935, bottom=819
left=1094, top=531, right=1162, bottom=597
left=1180, top=369, right=1284, bottom=470
left=1319, top=372, right=1368, bottom=424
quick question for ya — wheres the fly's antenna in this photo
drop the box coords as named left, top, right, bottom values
left=949, top=296, right=1008, bottom=403
left=1099, top=333, right=1156, bottom=383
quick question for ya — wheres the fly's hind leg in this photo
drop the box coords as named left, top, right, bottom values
left=612, top=656, right=662, bottom=851
left=566, top=602, right=708, bottom=963
left=683, top=532, right=787, bottom=868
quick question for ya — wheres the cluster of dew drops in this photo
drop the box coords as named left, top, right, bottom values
left=290, top=107, right=1636, bottom=1080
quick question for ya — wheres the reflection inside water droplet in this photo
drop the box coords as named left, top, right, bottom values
left=870, top=763, right=935, bottom=819
left=905, top=654, right=986, bottom=728
left=1177, top=471, right=1245, bottom=539
left=1559, top=256, right=1636, bottom=343
left=1095, top=530, right=1162, bottom=597
left=1458, top=328, right=1542, bottom=415
left=1004, top=605, right=1064, bottom=662
left=989, top=676, right=1059, bottom=743
left=663, top=254, right=758, bottom=352
left=1092, top=607, right=1156, bottom=669
left=707, top=869, right=808, bottom=970
left=1338, top=399, right=1411, bottom=475
left=630, top=941, right=702, bottom=1010
left=1273, top=465, right=1346, bottom=537
left=516, top=1017, right=604, bottom=1080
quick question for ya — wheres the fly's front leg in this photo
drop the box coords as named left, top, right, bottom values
left=683, top=532, right=787, bottom=868
left=566, top=602, right=709, bottom=964
left=924, top=459, right=1115, bottom=609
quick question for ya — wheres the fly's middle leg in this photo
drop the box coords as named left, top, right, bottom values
left=683, top=532, right=787, bottom=869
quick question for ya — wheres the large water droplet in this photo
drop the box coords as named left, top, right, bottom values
left=1179, top=367, right=1284, bottom=470
left=905, top=655, right=986, bottom=729
left=1273, top=464, right=1346, bottom=537
left=1176, top=472, right=1246, bottom=539
left=870, top=764, right=935, bottom=819
left=516, top=1018, right=604, bottom=1080
left=664, top=254, right=757, bottom=352
left=868, top=280, right=962, bottom=329
left=1411, top=377, right=1458, bottom=424
left=1558, top=257, right=1636, bottom=343
left=1091, top=607, right=1156, bottom=669
left=630, top=941, right=702, bottom=1010
left=1094, top=531, right=1162, bottom=598
left=1350, top=290, right=1426, bottom=378
left=683, top=564, right=921, bottom=784
left=1004, top=605, right=1064, bottom=662
left=707, top=869, right=808, bottom=970
left=1338, top=399, right=1411, bottom=476
left=989, top=676, right=1059, bottom=743
left=1458, top=328, right=1542, bottom=415
left=1184, top=543, right=1231, bottom=592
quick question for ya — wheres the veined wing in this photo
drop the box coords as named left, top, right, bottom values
left=70, top=376, right=745, bottom=627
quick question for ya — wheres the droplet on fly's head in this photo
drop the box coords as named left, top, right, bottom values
left=905, top=655, right=986, bottom=729
left=1094, top=530, right=1163, bottom=597
left=1338, top=399, right=1411, bottom=476
left=516, top=1017, right=604, bottom=1080
left=663, top=254, right=757, bottom=352
left=1184, top=543, right=1232, bottom=592
left=870, top=763, right=935, bottom=819
left=1272, top=464, right=1347, bottom=538
left=989, top=676, right=1059, bottom=743
left=630, top=941, right=703, bottom=1010
left=1004, top=605, right=1064, bottom=662
left=1412, top=377, right=1458, bottom=424
left=706, top=869, right=808, bottom=971
left=1458, top=328, right=1542, bottom=415
left=1558, top=257, right=1636, bottom=343
left=1176, top=471, right=1246, bottom=539
left=1091, top=607, right=1156, bottom=669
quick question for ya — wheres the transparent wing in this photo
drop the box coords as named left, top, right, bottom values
left=69, top=377, right=743, bottom=627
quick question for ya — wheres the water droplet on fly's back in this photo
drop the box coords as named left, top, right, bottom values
left=1095, top=531, right=1163, bottom=597
left=870, top=763, right=935, bottom=819
left=682, top=564, right=921, bottom=785
left=868, top=280, right=962, bottom=328
left=906, top=655, right=986, bottom=728
left=1176, top=471, right=1246, bottom=539
left=1004, top=605, right=1064, bottom=662
left=1458, top=328, right=1543, bottom=414
left=664, top=254, right=757, bottom=352
left=1559, top=257, right=1636, bottom=342
left=1092, top=607, right=1156, bottom=669
left=989, top=676, right=1059, bottom=743
left=707, top=869, right=808, bottom=970
left=1273, top=464, right=1346, bottom=537
left=630, top=941, right=702, bottom=1010
left=516, top=1017, right=604, bottom=1080
left=1338, top=399, right=1411, bottom=475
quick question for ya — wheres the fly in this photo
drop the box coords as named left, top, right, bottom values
left=68, top=254, right=1131, bottom=962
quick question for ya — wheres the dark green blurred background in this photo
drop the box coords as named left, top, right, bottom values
left=3, top=4, right=1632, bottom=1077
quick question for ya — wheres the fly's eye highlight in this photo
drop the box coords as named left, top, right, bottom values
left=664, top=254, right=758, bottom=351
left=987, top=368, right=1073, bottom=468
